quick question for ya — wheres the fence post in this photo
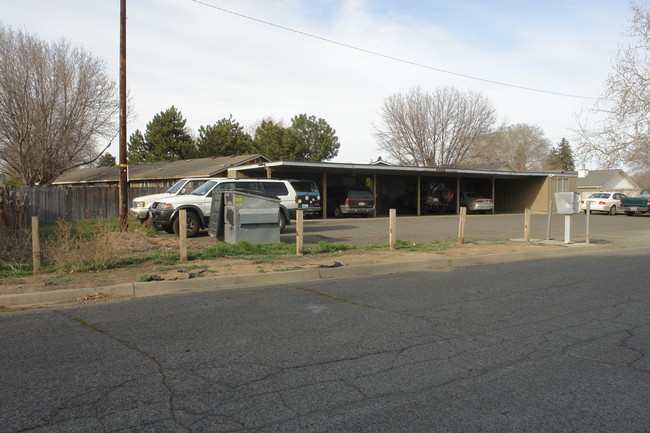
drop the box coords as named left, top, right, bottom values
left=458, top=206, right=467, bottom=244
left=296, top=210, right=304, bottom=256
left=31, top=216, right=41, bottom=274
left=389, top=209, right=396, bottom=250
left=179, top=209, right=187, bottom=262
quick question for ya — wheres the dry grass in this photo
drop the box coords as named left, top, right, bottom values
left=45, top=219, right=122, bottom=272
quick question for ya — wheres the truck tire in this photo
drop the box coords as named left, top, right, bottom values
left=279, top=212, right=288, bottom=232
left=625, top=211, right=635, bottom=216
left=173, top=211, right=200, bottom=237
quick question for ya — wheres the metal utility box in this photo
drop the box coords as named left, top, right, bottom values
left=223, top=190, right=280, bottom=244
left=555, top=192, right=580, bottom=214
left=208, top=190, right=225, bottom=240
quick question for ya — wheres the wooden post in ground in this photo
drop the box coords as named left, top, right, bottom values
left=296, top=210, right=304, bottom=256
left=31, top=216, right=41, bottom=274
left=179, top=209, right=187, bottom=262
left=389, top=209, right=396, bottom=250
left=458, top=206, right=467, bottom=244
left=524, top=207, right=531, bottom=243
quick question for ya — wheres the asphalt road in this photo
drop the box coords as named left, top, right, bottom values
left=1, top=250, right=649, bottom=432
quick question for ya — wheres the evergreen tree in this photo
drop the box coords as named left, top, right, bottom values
left=196, top=116, right=253, bottom=157
left=252, top=119, right=290, bottom=160
left=127, top=106, right=196, bottom=163
left=547, top=138, right=575, bottom=171
left=97, top=153, right=116, bottom=167
left=285, top=114, right=340, bottom=162
left=251, top=114, right=340, bottom=162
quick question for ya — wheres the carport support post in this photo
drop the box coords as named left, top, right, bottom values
left=524, top=207, right=531, bottom=243
left=458, top=206, right=466, bottom=244
left=31, top=216, right=40, bottom=274
left=456, top=176, right=461, bottom=214
left=322, top=172, right=328, bottom=219
left=296, top=210, right=304, bottom=256
left=389, top=209, right=396, bottom=250
left=179, top=209, right=187, bottom=262
left=416, top=175, right=421, bottom=216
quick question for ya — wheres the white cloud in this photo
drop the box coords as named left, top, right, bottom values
left=0, top=0, right=632, bottom=162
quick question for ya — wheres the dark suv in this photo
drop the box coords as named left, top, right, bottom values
left=327, top=185, right=376, bottom=218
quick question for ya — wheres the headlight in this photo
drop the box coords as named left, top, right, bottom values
left=132, top=201, right=145, bottom=208
left=156, top=203, right=174, bottom=210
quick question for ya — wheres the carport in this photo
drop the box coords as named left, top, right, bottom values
left=228, top=161, right=576, bottom=217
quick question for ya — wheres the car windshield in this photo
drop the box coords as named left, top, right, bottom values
left=190, top=180, right=217, bottom=196
left=290, top=181, right=319, bottom=193
left=166, top=180, right=187, bottom=194
left=464, top=192, right=483, bottom=199
left=589, top=193, right=610, bottom=198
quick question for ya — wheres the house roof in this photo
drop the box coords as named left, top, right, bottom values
left=576, top=169, right=639, bottom=189
left=52, top=154, right=269, bottom=185
left=472, top=162, right=517, bottom=171
left=229, top=160, right=577, bottom=179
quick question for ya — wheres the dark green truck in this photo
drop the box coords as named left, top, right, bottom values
left=620, top=188, right=650, bottom=215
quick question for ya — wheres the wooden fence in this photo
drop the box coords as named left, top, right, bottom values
left=7, top=187, right=165, bottom=221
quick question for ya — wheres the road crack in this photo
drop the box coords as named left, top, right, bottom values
left=51, top=309, right=191, bottom=432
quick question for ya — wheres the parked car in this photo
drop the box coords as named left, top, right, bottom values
left=288, top=180, right=321, bottom=217
left=579, top=192, right=627, bottom=215
left=620, top=188, right=650, bottom=216
left=150, top=178, right=299, bottom=237
left=130, top=177, right=217, bottom=222
left=459, top=192, right=494, bottom=214
left=327, top=185, right=376, bottom=218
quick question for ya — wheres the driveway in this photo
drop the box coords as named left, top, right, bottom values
left=278, top=212, right=649, bottom=246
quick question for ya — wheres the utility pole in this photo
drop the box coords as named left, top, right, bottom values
left=118, top=0, right=129, bottom=232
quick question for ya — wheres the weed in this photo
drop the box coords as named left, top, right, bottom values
left=45, top=219, right=117, bottom=272
left=308, top=241, right=354, bottom=254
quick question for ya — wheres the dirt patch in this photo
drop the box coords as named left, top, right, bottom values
left=0, top=232, right=558, bottom=296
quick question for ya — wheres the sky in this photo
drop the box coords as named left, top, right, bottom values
left=0, top=0, right=634, bottom=166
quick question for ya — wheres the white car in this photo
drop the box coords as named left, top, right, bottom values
left=579, top=192, right=627, bottom=215
left=130, top=178, right=216, bottom=221
left=149, top=178, right=297, bottom=236
left=459, top=192, right=494, bottom=214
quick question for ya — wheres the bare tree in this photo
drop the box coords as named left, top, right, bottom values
left=0, top=25, right=118, bottom=186
left=469, top=123, right=551, bottom=171
left=374, top=86, right=496, bottom=167
left=575, top=2, right=650, bottom=172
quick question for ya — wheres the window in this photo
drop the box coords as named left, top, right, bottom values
left=185, top=180, right=206, bottom=193
left=556, top=177, right=569, bottom=192
left=262, top=182, right=289, bottom=197
left=349, top=190, right=374, bottom=199
left=290, top=181, right=318, bottom=193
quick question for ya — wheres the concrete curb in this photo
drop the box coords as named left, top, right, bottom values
left=0, top=242, right=621, bottom=308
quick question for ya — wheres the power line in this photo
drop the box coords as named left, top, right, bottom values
left=190, top=0, right=598, bottom=101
